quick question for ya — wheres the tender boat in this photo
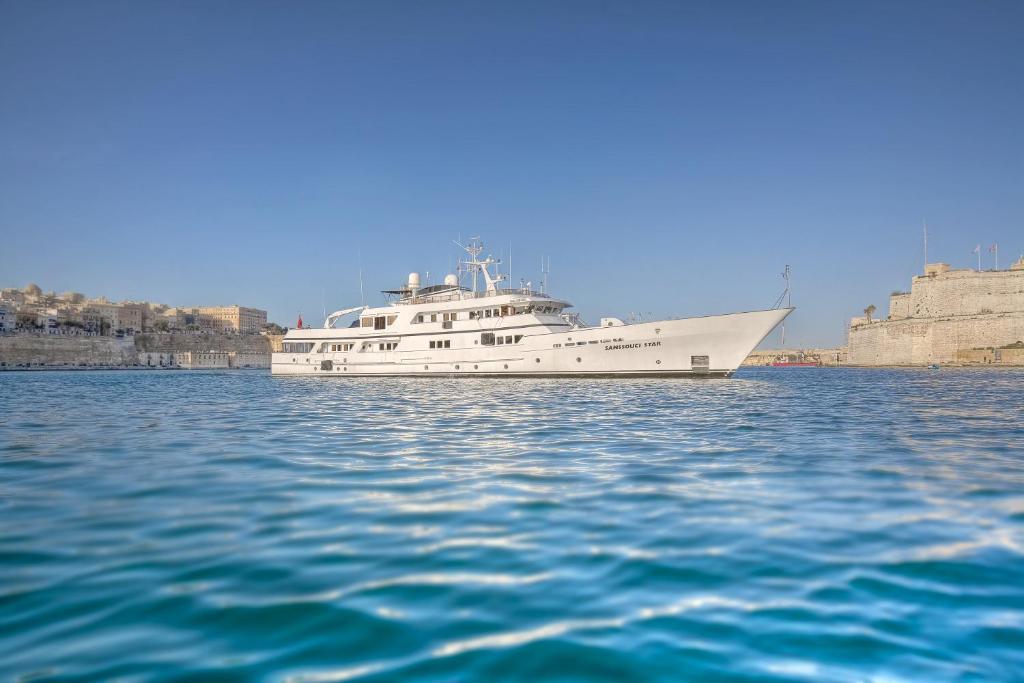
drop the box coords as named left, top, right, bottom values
left=272, top=240, right=792, bottom=378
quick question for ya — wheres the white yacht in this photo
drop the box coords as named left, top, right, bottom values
left=272, top=240, right=792, bottom=378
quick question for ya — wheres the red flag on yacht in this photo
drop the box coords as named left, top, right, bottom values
left=297, top=314, right=303, bottom=329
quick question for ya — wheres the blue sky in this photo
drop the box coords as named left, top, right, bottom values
left=1, top=1, right=1021, bottom=346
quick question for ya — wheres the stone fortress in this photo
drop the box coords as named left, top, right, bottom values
left=848, top=255, right=1024, bottom=366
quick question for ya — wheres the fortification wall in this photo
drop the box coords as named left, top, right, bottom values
left=134, top=332, right=271, bottom=354
left=888, top=293, right=911, bottom=320
left=908, top=269, right=1024, bottom=318
left=848, top=313, right=1024, bottom=365
left=0, top=336, right=137, bottom=367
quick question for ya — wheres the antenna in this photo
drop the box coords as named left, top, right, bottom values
left=509, top=241, right=513, bottom=293
left=358, top=248, right=365, bottom=307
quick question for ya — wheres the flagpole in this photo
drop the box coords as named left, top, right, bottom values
left=923, top=219, right=927, bottom=272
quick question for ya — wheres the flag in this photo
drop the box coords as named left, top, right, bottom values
left=297, top=314, right=303, bottom=329
left=989, top=243, right=998, bottom=253
left=972, top=244, right=980, bottom=254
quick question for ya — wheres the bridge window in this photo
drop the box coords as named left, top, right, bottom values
left=481, top=332, right=495, bottom=346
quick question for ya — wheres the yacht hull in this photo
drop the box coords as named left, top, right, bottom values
left=271, top=308, right=792, bottom=378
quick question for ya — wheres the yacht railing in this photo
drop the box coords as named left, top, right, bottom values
left=397, top=287, right=551, bottom=305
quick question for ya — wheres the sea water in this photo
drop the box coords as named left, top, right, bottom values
left=1, top=368, right=1022, bottom=681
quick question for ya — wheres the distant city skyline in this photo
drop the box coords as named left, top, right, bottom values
left=2, top=1, right=1021, bottom=347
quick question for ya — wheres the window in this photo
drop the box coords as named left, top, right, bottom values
left=387, top=315, right=397, bottom=326
left=374, top=316, right=386, bottom=330
left=515, top=335, right=523, bottom=343
left=469, top=311, right=476, bottom=319
left=430, top=313, right=437, bottom=322
left=497, top=337, right=504, bottom=345
left=493, top=308, right=500, bottom=317
left=443, top=340, right=451, bottom=349
left=481, top=332, right=495, bottom=346
left=485, top=310, right=492, bottom=318
left=429, top=341, right=435, bottom=349
left=360, top=317, right=373, bottom=327
left=417, top=315, right=424, bottom=323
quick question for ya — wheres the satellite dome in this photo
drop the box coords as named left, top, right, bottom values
left=407, top=272, right=421, bottom=288
left=444, top=273, right=459, bottom=287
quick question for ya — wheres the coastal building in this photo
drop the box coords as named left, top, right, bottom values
left=138, top=351, right=178, bottom=367
left=0, top=307, right=14, bottom=334
left=175, top=351, right=231, bottom=369
left=955, top=344, right=1024, bottom=366
left=197, top=306, right=267, bottom=334
left=230, top=352, right=271, bottom=368
left=848, top=256, right=1024, bottom=365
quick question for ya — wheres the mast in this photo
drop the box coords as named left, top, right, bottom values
left=454, top=237, right=504, bottom=294
left=780, top=265, right=791, bottom=347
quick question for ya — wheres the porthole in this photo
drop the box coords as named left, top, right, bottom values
left=576, top=357, right=582, bottom=363
left=344, top=367, right=347, bottom=371
left=504, top=364, right=508, bottom=369
left=656, top=360, right=661, bottom=365
left=424, top=365, right=429, bottom=370
left=535, top=358, right=540, bottom=363
left=474, top=364, right=478, bottom=369
left=455, top=364, right=460, bottom=370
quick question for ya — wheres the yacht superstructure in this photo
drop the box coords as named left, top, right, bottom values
left=272, top=240, right=792, bottom=378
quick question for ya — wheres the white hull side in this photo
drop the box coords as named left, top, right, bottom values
left=271, top=308, right=791, bottom=378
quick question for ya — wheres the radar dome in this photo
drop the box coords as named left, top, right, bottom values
left=444, top=273, right=459, bottom=287
left=407, top=272, right=421, bottom=288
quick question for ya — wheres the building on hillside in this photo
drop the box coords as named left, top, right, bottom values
left=118, top=302, right=147, bottom=333
left=848, top=256, right=1024, bottom=366
left=0, top=290, right=26, bottom=306
left=197, top=306, right=267, bottom=334
left=0, top=307, right=14, bottom=334
left=84, top=301, right=122, bottom=334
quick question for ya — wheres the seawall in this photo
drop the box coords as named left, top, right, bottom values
left=1, top=332, right=271, bottom=369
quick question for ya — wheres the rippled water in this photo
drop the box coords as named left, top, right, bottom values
left=1, top=368, right=1023, bottom=682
